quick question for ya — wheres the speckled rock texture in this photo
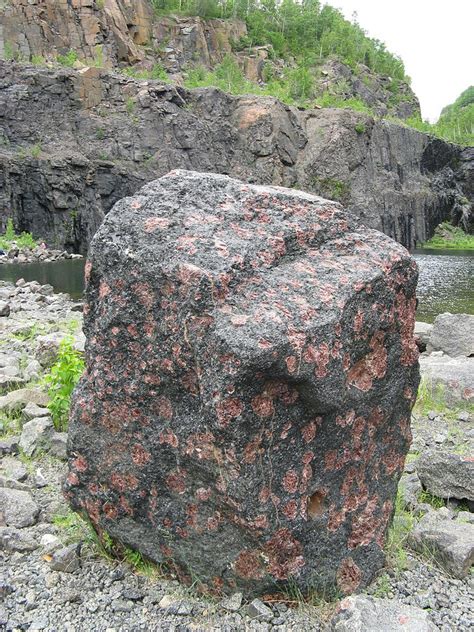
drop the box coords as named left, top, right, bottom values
left=66, top=170, right=420, bottom=597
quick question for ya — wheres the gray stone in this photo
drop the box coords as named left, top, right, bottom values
left=427, top=313, right=474, bottom=357
left=49, top=544, right=81, bottom=572
left=417, top=452, right=474, bottom=501
left=458, top=410, right=471, bottom=422
left=19, top=416, right=54, bottom=456
left=22, top=401, right=50, bottom=422
left=0, top=436, right=20, bottom=456
left=0, top=487, right=39, bottom=527
left=0, top=456, right=28, bottom=481
left=220, top=592, right=243, bottom=612
left=0, top=388, right=49, bottom=414
left=49, top=432, right=68, bottom=459
left=40, top=533, right=62, bottom=553
left=409, top=511, right=474, bottom=579
left=248, top=599, right=274, bottom=622
left=0, top=301, right=10, bottom=317
left=414, top=321, right=432, bottom=349
left=0, top=526, right=39, bottom=552
left=330, top=595, right=438, bottom=631
left=23, top=359, right=42, bottom=381
left=0, top=474, right=30, bottom=491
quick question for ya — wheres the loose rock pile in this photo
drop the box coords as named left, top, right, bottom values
left=0, top=245, right=83, bottom=265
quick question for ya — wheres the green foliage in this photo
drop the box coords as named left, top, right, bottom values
left=96, top=0, right=105, bottom=9
left=3, top=42, right=15, bottom=61
left=313, top=93, right=374, bottom=114
left=126, top=96, right=135, bottom=114
left=31, top=55, right=46, bottom=66
left=421, top=222, right=474, bottom=250
left=152, top=0, right=408, bottom=81
left=30, top=143, right=42, bottom=158
left=43, top=337, right=85, bottom=431
left=184, top=55, right=255, bottom=96
left=354, top=122, right=366, bottom=134
left=395, top=87, right=474, bottom=146
left=57, top=50, right=78, bottom=67
left=121, top=63, right=168, bottom=81
left=311, top=176, right=349, bottom=203
left=372, top=572, right=391, bottom=598
left=0, top=218, right=38, bottom=250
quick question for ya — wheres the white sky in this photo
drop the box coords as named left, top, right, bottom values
left=325, top=0, right=474, bottom=121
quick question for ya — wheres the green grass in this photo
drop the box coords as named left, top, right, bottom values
left=121, top=63, right=168, bottom=81
left=421, top=222, right=474, bottom=250
left=385, top=488, right=415, bottom=572
left=418, top=490, right=445, bottom=510
left=414, top=376, right=474, bottom=421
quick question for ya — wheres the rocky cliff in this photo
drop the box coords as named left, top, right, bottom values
left=1, top=1, right=419, bottom=119
left=0, top=61, right=471, bottom=253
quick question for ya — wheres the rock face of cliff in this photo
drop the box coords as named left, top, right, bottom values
left=66, top=170, right=419, bottom=596
left=0, top=62, right=470, bottom=252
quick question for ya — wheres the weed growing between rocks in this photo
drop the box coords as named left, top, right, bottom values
left=43, top=338, right=85, bottom=431
left=414, top=376, right=474, bottom=421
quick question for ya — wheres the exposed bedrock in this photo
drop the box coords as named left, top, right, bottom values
left=66, top=170, right=420, bottom=596
left=0, top=62, right=472, bottom=252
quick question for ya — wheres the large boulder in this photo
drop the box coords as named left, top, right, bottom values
left=66, top=171, right=420, bottom=596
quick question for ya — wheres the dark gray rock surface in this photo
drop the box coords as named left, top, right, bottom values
left=66, top=170, right=420, bottom=596
left=0, top=61, right=471, bottom=253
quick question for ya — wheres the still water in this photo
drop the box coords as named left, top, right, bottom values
left=414, top=249, right=474, bottom=323
left=0, top=251, right=472, bottom=322
left=0, top=259, right=86, bottom=300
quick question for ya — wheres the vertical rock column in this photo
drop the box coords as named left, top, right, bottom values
left=66, top=170, right=419, bottom=596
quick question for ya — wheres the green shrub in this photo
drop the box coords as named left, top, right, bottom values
left=354, top=122, right=366, bottom=134
left=0, top=218, right=37, bottom=250
left=43, top=338, right=85, bottom=431
left=30, top=143, right=42, bottom=158
left=57, top=50, right=78, bottom=67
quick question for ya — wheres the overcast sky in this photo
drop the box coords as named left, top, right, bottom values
left=325, top=0, right=474, bottom=121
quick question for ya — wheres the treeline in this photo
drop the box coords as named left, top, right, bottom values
left=407, top=86, right=474, bottom=146
left=150, top=0, right=407, bottom=80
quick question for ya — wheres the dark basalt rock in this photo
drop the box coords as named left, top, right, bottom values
left=66, top=170, right=420, bottom=596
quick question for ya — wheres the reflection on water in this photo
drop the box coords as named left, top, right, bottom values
left=414, top=249, right=474, bottom=323
left=0, top=251, right=472, bottom=322
left=0, top=259, right=86, bottom=300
